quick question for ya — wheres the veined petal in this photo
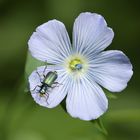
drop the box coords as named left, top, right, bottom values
left=66, top=77, right=108, bottom=121
left=88, top=50, right=133, bottom=92
left=28, top=20, right=71, bottom=64
left=72, top=12, right=114, bottom=56
left=28, top=65, right=70, bottom=108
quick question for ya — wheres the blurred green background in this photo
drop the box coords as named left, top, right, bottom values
left=0, top=0, right=140, bottom=140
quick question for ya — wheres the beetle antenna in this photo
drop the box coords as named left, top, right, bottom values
left=43, top=65, right=48, bottom=76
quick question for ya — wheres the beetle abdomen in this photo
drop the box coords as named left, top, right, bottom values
left=44, top=71, right=58, bottom=86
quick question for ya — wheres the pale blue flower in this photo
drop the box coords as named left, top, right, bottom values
left=28, top=12, right=133, bottom=120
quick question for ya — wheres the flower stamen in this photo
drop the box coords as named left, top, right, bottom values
left=63, top=54, right=89, bottom=79
left=69, top=59, right=83, bottom=71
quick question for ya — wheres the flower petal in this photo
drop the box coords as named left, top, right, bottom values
left=66, top=77, right=108, bottom=121
left=28, top=20, right=71, bottom=64
left=28, top=65, right=70, bottom=108
left=72, top=12, right=114, bottom=56
left=88, top=50, right=133, bottom=92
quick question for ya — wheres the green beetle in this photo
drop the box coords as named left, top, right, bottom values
left=32, top=66, right=60, bottom=103
left=39, top=71, right=58, bottom=95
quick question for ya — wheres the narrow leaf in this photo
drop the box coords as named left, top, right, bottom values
left=91, top=118, right=108, bottom=135
left=106, top=92, right=117, bottom=99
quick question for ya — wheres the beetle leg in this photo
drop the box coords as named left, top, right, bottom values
left=39, top=92, right=49, bottom=105
left=43, top=92, right=49, bottom=105
left=31, top=85, right=40, bottom=92
left=52, top=82, right=63, bottom=87
left=36, top=70, right=43, bottom=82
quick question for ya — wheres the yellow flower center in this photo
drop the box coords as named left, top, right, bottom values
left=64, top=54, right=89, bottom=78
left=69, top=59, right=83, bottom=71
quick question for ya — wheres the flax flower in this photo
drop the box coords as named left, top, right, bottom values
left=28, top=12, right=133, bottom=120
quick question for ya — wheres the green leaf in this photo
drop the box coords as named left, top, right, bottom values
left=25, top=52, right=44, bottom=76
left=25, top=52, right=55, bottom=77
left=91, top=118, right=108, bottom=136
left=106, top=92, right=118, bottom=99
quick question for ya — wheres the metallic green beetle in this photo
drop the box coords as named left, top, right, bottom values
left=39, top=71, right=58, bottom=95
left=32, top=66, right=59, bottom=103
